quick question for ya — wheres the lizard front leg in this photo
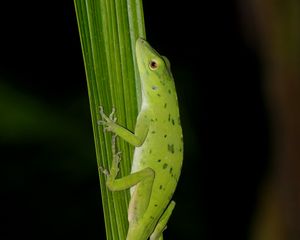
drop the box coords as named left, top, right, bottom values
left=98, top=106, right=149, bottom=147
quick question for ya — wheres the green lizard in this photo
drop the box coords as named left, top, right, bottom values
left=99, top=38, right=183, bottom=240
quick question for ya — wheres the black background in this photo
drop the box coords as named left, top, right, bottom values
left=0, top=1, right=270, bottom=239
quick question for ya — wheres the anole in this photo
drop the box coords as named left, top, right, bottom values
left=98, top=38, right=183, bottom=240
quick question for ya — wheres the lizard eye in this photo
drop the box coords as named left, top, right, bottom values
left=149, top=59, right=158, bottom=70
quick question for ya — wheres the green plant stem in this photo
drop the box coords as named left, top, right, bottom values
left=73, top=0, right=145, bottom=239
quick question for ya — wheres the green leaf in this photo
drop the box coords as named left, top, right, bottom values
left=73, top=0, right=145, bottom=239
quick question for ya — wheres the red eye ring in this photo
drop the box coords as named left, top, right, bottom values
left=149, top=59, right=158, bottom=70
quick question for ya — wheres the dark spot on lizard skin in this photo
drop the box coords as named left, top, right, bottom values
left=168, top=144, right=174, bottom=154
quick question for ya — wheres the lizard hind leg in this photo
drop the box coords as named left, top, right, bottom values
left=106, top=134, right=122, bottom=182
left=98, top=134, right=120, bottom=178
left=150, top=201, right=176, bottom=240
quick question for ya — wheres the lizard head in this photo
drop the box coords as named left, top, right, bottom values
left=136, top=38, right=174, bottom=103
